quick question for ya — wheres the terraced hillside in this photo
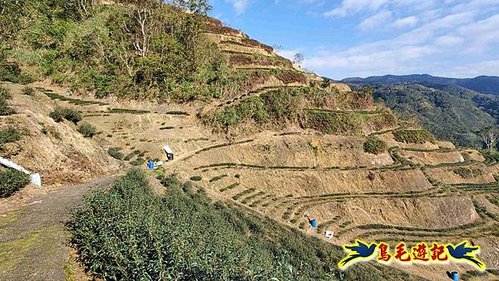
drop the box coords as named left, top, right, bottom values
left=0, top=14, right=498, bottom=281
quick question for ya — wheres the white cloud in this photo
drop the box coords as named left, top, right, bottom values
left=434, top=35, right=464, bottom=46
left=358, top=11, right=392, bottom=31
left=300, top=0, right=499, bottom=78
left=276, top=49, right=303, bottom=61
left=225, top=0, right=250, bottom=15
left=324, top=0, right=389, bottom=17
left=392, top=16, right=418, bottom=29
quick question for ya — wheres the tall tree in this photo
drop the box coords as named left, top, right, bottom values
left=479, top=126, right=499, bottom=151
left=171, top=0, right=211, bottom=14
left=293, top=53, right=304, bottom=65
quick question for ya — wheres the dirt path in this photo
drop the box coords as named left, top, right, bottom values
left=0, top=177, right=116, bottom=281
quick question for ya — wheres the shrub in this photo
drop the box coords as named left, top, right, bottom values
left=107, top=147, right=124, bottom=160
left=0, top=127, right=20, bottom=148
left=393, top=129, right=435, bottom=144
left=190, top=176, right=202, bottom=181
left=0, top=169, right=30, bottom=197
left=363, top=136, right=387, bottom=154
left=21, top=86, right=35, bottom=95
left=50, top=107, right=82, bottom=124
left=0, top=87, right=14, bottom=115
left=78, top=122, right=96, bottom=138
left=0, top=86, right=10, bottom=99
left=0, top=61, right=21, bottom=83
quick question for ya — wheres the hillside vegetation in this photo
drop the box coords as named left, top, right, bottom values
left=360, top=84, right=497, bottom=147
left=343, top=74, right=499, bottom=96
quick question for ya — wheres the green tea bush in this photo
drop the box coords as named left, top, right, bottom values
left=49, top=107, right=82, bottom=124
left=393, top=129, right=435, bottom=144
left=0, top=169, right=30, bottom=197
left=68, top=169, right=417, bottom=280
left=77, top=122, right=96, bottom=138
left=363, top=136, right=388, bottom=154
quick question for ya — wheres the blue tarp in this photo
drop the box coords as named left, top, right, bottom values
left=310, top=219, right=317, bottom=228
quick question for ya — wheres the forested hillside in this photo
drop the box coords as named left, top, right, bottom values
left=0, top=0, right=236, bottom=101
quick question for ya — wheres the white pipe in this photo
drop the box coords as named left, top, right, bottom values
left=0, top=157, right=42, bottom=186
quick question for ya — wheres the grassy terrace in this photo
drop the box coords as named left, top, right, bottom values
left=40, top=89, right=108, bottom=106
left=332, top=198, right=499, bottom=240
left=354, top=222, right=496, bottom=241
left=182, top=139, right=255, bottom=162
left=232, top=188, right=256, bottom=201
left=304, top=108, right=383, bottom=115
left=193, top=146, right=412, bottom=172
left=450, top=181, right=499, bottom=193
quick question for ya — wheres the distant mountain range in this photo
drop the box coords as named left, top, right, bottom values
left=342, top=74, right=499, bottom=96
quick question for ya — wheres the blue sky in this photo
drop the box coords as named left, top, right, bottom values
left=209, top=0, right=499, bottom=79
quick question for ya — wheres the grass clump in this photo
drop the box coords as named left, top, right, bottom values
left=393, top=129, right=435, bottom=144
left=68, top=169, right=417, bottom=280
left=363, top=136, right=388, bottom=154
left=0, top=127, right=21, bottom=148
left=77, top=122, right=96, bottom=138
left=107, top=147, right=124, bottom=160
left=0, top=169, right=30, bottom=198
left=49, top=107, right=82, bottom=124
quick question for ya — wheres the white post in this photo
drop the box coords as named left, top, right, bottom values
left=0, top=157, right=42, bottom=186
